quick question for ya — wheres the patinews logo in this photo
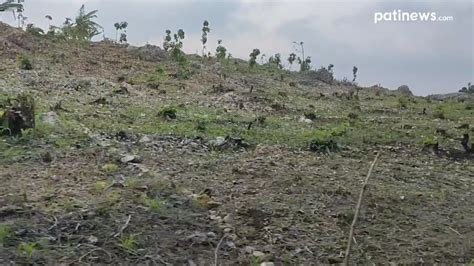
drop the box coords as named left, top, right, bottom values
left=374, top=10, right=454, bottom=24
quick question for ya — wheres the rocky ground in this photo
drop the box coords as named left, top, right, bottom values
left=0, top=22, right=473, bottom=264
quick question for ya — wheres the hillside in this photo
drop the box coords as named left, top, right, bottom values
left=0, top=22, right=473, bottom=264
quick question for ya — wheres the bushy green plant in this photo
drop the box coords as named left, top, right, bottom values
left=25, top=24, right=44, bottom=36
left=287, top=53, right=296, bottom=68
left=268, top=53, right=283, bottom=69
left=397, top=96, right=409, bottom=109
left=216, top=39, right=227, bottom=60
left=159, top=106, right=177, bottom=120
left=17, top=55, right=32, bottom=70
left=120, top=234, right=138, bottom=252
left=0, top=225, right=12, bottom=247
left=59, top=5, right=102, bottom=41
left=249, top=48, right=260, bottom=68
left=18, top=242, right=37, bottom=258
left=433, top=105, right=446, bottom=119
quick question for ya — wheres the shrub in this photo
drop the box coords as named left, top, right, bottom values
left=433, top=106, right=446, bottom=119
left=309, top=138, right=339, bottom=153
left=159, top=107, right=177, bottom=120
left=17, top=55, right=32, bottom=70
left=397, top=96, right=409, bottom=109
left=59, top=5, right=102, bottom=41
left=216, top=39, right=227, bottom=60
left=249, top=48, right=260, bottom=68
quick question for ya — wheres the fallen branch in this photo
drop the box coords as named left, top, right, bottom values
left=113, top=214, right=132, bottom=237
left=343, top=153, right=380, bottom=265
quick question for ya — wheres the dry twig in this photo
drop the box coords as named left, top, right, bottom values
left=343, top=153, right=380, bottom=265
left=113, top=214, right=132, bottom=237
left=214, top=234, right=227, bottom=266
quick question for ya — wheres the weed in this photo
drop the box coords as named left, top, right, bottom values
left=159, top=107, right=177, bottom=120
left=94, top=180, right=109, bottom=193
left=120, top=234, right=138, bottom=252
left=102, top=163, right=119, bottom=173
left=0, top=225, right=12, bottom=247
left=17, top=55, right=33, bottom=70
left=249, top=255, right=263, bottom=266
left=433, top=106, right=446, bottom=119
left=397, top=96, right=409, bottom=109
left=18, top=242, right=38, bottom=258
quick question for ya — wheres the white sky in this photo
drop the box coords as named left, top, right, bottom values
left=1, top=0, right=472, bottom=95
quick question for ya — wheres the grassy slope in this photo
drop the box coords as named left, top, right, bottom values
left=0, top=26, right=473, bottom=264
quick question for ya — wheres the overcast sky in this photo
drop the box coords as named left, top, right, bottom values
left=1, top=0, right=472, bottom=95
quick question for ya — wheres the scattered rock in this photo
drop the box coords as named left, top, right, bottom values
left=299, top=116, right=312, bottom=123
left=244, top=246, right=256, bottom=254
left=120, top=155, right=142, bottom=164
left=139, top=135, right=152, bottom=143
left=252, top=251, right=266, bottom=259
left=185, top=232, right=216, bottom=245
left=87, top=235, right=99, bottom=244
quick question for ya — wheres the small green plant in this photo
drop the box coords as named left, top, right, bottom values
left=433, top=106, right=446, bottom=119
left=145, top=197, right=166, bottom=214
left=19, top=242, right=38, bottom=258
left=0, top=225, right=12, bottom=247
left=398, top=96, right=409, bottom=109
left=422, top=135, right=438, bottom=146
left=17, top=55, right=33, bottom=70
left=120, top=234, right=138, bottom=252
left=102, top=163, right=119, bottom=173
left=249, top=48, right=260, bottom=68
left=159, top=106, right=177, bottom=120
left=216, top=39, right=227, bottom=60
left=249, top=255, right=263, bottom=266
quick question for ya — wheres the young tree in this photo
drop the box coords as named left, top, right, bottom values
left=164, top=29, right=186, bottom=62
left=163, top=29, right=172, bottom=51
left=114, top=21, right=128, bottom=43
left=60, top=5, right=102, bottom=41
left=268, top=53, right=283, bottom=69
left=260, top=53, right=266, bottom=64
left=287, top=53, right=296, bottom=68
left=201, top=20, right=210, bottom=56
left=0, top=0, right=23, bottom=16
left=249, top=48, right=260, bottom=68
left=45, top=15, right=52, bottom=29
left=293, top=41, right=311, bottom=72
left=215, top=39, right=227, bottom=60
left=328, top=64, right=334, bottom=73
left=352, top=66, right=358, bottom=82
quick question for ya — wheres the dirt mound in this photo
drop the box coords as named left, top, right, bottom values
left=0, top=22, right=39, bottom=55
